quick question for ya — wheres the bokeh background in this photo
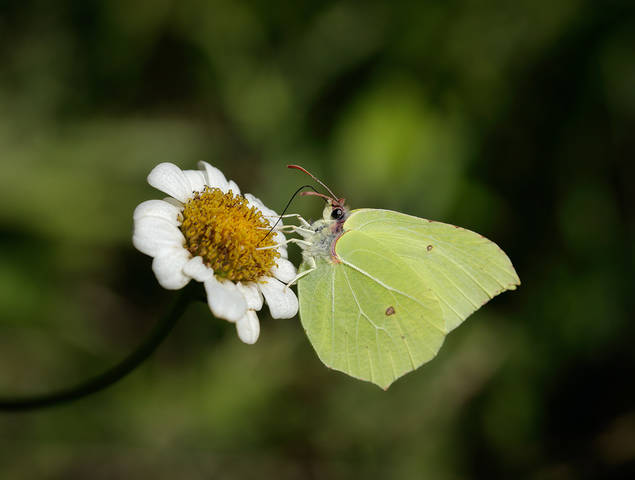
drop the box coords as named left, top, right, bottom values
left=1, top=1, right=634, bottom=478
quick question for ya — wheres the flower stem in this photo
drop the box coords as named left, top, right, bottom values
left=0, top=286, right=196, bottom=412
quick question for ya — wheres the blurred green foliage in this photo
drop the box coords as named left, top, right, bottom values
left=1, top=1, right=634, bottom=479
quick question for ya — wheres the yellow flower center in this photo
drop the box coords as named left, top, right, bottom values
left=179, top=187, right=280, bottom=282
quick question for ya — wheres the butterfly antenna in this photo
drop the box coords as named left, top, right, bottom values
left=300, top=191, right=334, bottom=202
left=257, top=184, right=318, bottom=246
left=287, top=165, right=339, bottom=200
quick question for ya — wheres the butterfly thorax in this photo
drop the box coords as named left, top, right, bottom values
left=299, top=219, right=342, bottom=263
left=299, top=204, right=349, bottom=264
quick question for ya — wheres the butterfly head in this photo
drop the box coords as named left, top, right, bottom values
left=287, top=164, right=350, bottom=225
left=322, top=198, right=349, bottom=224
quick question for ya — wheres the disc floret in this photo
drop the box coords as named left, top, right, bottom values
left=180, top=187, right=279, bottom=283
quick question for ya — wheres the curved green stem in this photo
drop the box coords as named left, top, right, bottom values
left=0, top=287, right=194, bottom=412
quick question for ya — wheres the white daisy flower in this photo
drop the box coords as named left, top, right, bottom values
left=133, top=161, right=298, bottom=344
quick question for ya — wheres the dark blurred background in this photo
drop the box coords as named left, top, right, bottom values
left=1, top=1, right=634, bottom=478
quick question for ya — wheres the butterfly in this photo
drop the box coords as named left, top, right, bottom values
left=287, top=166, right=520, bottom=389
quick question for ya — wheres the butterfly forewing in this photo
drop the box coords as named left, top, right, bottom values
left=344, top=209, right=521, bottom=332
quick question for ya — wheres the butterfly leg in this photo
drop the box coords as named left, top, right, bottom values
left=276, top=225, right=315, bottom=237
left=285, top=238, right=312, bottom=247
left=293, top=226, right=315, bottom=236
left=284, top=256, right=316, bottom=290
left=255, top=238, right=310, bottom=250
left=262, top=225, right=313, bottom=236
left=263, top=213, right=311, bottom=228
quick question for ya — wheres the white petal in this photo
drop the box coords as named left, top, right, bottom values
left=236, top=310, right=260, bottom=344
left=258, top=278, right=298, bottom=319
left=246, top=193, right=277, bottom=218
left=198, top=161, right=229, bottom=192
left=203, top=276, right=247, bottom=322
left=272, top=230, right=288, bottom=255
left=133, top=199, right=181, bottom=223
left=271, top=258, right=296, bottom=283
left=183, top=170, right=207, bottom=194
left=183, top=256, right=214, bottom=282
left=236, top=282, right=263, bottom=310
left=272, top=230, right=287, bottom=248
left=151, top=249, right=191, bottom=289
left=245, top=193, right=263, bottom=207
left=271, top=230, right=288, bottom=259
left=147, top=163, right=192, bottom=203
left=133, top=216, right=184, bottom=257
left=273, top=230, right=286, bottom=243
left=228, top=180, right=241, bottom=194
left=163, top=196, right=184, bottom=209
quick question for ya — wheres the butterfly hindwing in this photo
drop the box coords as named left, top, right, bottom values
left=299, top=231, right=445, bottom=389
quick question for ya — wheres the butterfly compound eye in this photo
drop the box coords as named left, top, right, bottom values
left=331, top=207, right=344, bottom=220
